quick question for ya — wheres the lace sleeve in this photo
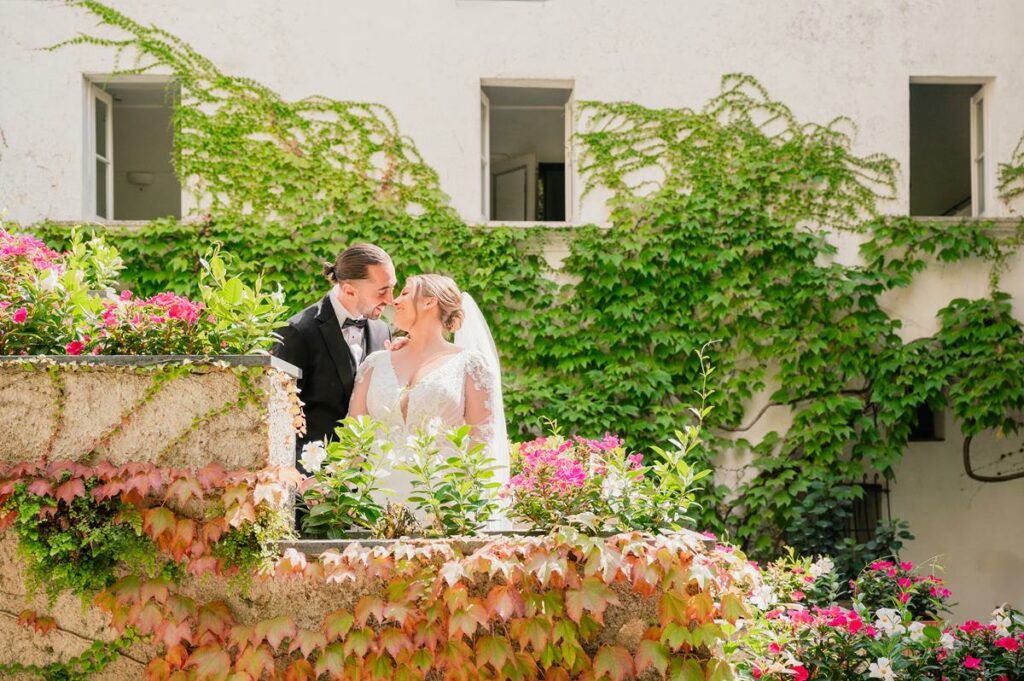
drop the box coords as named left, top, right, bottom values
left=463, top=351, right=508, bottom=482
left=463, top=351, right=498, bottom=431
left=350, top=351, right=384, bottom=417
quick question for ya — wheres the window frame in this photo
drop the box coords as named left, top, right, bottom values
left=480, top=78, right=575, bottom=224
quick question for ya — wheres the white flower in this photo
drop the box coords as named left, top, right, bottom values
left=940, top=632, right=955, bottom=650
left=425, top=417, right=443, bottom=438
left=868, top=657, right=895, bottom=681
left=874, top=608, right=906, bottom=637
left=38, top=268, right=60, bottom=292
left=908, top=621, right=926, bottom=642
left=298, top=441, right=327, bottom=473
left=991, top=612, right=1012, bottom=637
left=809, top=556, right=834, bottom=579
left=600, top=471, right=628, bottom=500
left=749, top=584, right=777, bottom=610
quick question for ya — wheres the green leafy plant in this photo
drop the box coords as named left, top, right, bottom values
left=398, top=423, right=501, bottom=537
left=0, top=475, right=161, bottom=601
left=298, top=417, right=390, bottom=537
left=197, top=246, right=287, bottom=353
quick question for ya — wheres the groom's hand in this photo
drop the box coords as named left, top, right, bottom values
left=385, top=336, right=410, bottom=352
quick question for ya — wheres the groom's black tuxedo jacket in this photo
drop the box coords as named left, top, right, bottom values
left=271, top=293, right=391, bottom=449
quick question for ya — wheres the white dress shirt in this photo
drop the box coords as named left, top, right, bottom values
left=329, top=285, right=365, bottom=365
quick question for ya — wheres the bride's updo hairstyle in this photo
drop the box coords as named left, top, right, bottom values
left=409, top=274, right=464, bottom=332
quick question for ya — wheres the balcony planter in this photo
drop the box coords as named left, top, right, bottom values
left=0, top=355, right=302, bottom=471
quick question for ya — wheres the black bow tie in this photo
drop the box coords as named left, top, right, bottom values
left=342, top=317, right=367, bottom=330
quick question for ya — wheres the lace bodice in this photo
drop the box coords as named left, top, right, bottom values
left=355, top=349, right=498, bottom=441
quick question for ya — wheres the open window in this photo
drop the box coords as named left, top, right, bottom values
left=85, top=77, right=181, bottom=221
left=480, top=81, right=573, bottom=222
left=909, top=80, right=991, bottom=217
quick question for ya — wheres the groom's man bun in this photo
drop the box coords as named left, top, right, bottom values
left=323, top=243, right=390, bottom=284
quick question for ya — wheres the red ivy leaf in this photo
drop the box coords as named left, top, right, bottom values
left=475, top=635, right=514, bottom=673
left=323, top=609, right=355, bottom=641
left=254, top=614, right=296, bottom=651
left=486, top=585, right=523, bottom=621
left=289, top=629, right=327, bottom=659
left=512, top=616, right=549, bottom=652
left=284, top=658, right=315, bottom=681
left=144, top=658, right=172, bottom=681
left=169, top=518, right=197, bottom=561
left=166, top=477, right=204, bottom=506
left=380, top=627, right=414, bottom=659
left=55, top=478, right=85, bottom=505
left=234, top=643, right=274, bottom=679
left=197, top=463, right=228, bottom=491
left=314, top=642, right=346, bottom=677
left=355, top=595, right=385, bottom=627
left=594, top=645, right=635, bottom=681
left=196, top=601, right=232, bottom=641
left=185, top=644, right=230, bottom=681
left=158, top=619, right=194, bottom=650
left=26, top=479, right=53, bottom=497
left=634, top=640, right=670, bottom=677
left=566, top=577, right=620, bottom=625
left=142, top=507, right=177, bottom=539
left=136, top=601, right=166, bottom=634
left=140, top=577, right=172, bottom=605
left=343, top=626, right=374, bottom=658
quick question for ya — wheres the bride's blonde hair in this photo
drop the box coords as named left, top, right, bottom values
left=408, top=274, right=464, bottom=332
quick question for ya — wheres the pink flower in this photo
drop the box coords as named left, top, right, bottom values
left=791, top=665, right=809, bottom=681
left=964, top=656, right=981, bottom=669
left=768, top=642, right=782, bottom=654
left=900, top=561, right=914, bottom=571
left=791, top=590, right=805, bottom=602
left=995, top=636, right=1019, bottom=652
left=65, top=341, right=84, bottom=355
left=961, top=620, right=983, bottom=634
left=847, top=618, right=863, bottom=634
left=897, top=577, right=912, bottom=589
left=119, top=289, right=133, bottom=300
left=11, top=307, right=27, bottom=323
left=899, top=592, right=911, bottom=604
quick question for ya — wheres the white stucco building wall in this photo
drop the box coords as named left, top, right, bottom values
left=1, top=0, right=1022, bottom=619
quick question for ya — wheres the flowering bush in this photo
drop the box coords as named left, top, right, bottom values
left=504, top=428, right=711, bottom=533
left=755, top=548, right=841, bottom=610
left=0, top=228, right=119, bottom=354
left=735, top=554, right=1021, bottom=680
left=0, top=226, right=285, bottom=355
left=736, top=601, right=1024, bottom=680
left=852, top=558, right=954, bottom=621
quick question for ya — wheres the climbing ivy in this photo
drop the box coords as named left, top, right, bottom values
left=29, top=1, right=1024, bottom=564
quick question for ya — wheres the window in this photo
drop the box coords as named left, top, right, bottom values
left=846, top=477, right=891, bottom=545
left=85, top=77, right=181, bottom=221
left=480, top=81, right=573, bottom=222
left=909, top=80, right=990, bottom=217
left=908, top=404, right=946, bottom=442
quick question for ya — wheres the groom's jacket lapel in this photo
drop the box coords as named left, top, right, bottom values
left=314, top=294, right=356, bottom=399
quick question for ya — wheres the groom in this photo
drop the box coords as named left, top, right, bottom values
left=272, top=243, right=396, bottom=455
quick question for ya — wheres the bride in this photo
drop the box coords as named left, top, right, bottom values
left=348, top=273, right=509, bottom=519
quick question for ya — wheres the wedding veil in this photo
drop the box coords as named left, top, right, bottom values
left=454, top=293, right=510, bottom=488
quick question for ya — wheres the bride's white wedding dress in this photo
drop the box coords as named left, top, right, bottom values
left=353, top=348, right=510, bottom=519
